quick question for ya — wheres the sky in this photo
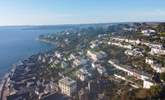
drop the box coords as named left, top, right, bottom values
left=0, top=0, right=165, bottom=25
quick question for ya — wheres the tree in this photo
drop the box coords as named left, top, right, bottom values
left=150, top=85, right=161, bottom=96
left=160, top=73, right=165, bottom=82
left=157, top=23, right=165, bottom=32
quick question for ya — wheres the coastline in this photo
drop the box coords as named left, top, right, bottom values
left=36, top=37, right=57, bottom=45
left=0, top=37, right=54, bottom=81
left=0, top=64, right=17, bottom=100
left=0, top=38, right=55, bottom=99
left=0, top=37, right=53, bottom=81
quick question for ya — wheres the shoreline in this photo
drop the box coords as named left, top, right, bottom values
left=0, top=38, right=55, bottom=99
left=0, top=53, right=45, bottom=99
left=0, top=64, right=17, bottom=100
left=0, top=38, right=54, bottom=81
left=36, top=37, right=57, bottom=45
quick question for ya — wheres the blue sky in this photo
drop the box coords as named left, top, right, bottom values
left=0, top=0, right=165, bottom=25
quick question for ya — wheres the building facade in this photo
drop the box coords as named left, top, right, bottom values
left=58, top=77, right=77, bottom=96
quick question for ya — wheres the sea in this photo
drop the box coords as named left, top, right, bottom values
left=0, top=26, right=62, bottom=80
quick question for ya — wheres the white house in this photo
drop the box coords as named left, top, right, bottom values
left=124, top=49, right=143, bottom=57
left=90, top=41, right=99, bottom=49
left=146, top=57, right=165, bottom=73
left=150, top=48, right=165, bottom=55
left=54, top=51, right=61, bottom=59
left=87, top=50, right=107, bottom=62
left=141, top=29, right=156, bottom=36
left=151, top=63, right=165, bottom=73
left=143, top=79, right=155, bottom=89
left=76, top=68, right=91, bottom=81
left=68, top=54, right=75, bottom=60
left=145, top=58, right=154, bottom=65
left=108, top=41, right=133, bottom=49
left=73, top=58, right=88, bottom=67
left=97, top=66, right=107, bottom=75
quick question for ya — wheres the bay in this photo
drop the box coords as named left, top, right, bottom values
left=0, top=27, right=60, bottom=80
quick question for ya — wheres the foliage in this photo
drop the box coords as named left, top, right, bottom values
left=150, top=85, right=161, bottom=96
left=160, top=73, right=165, bottom=82
left=160, top=32, right=165, bottom=37
left=157, top=23, right=165, bottom=32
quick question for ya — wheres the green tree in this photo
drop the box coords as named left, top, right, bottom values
left=157, top=23, right=165, bottom=32
left=150, top=85, right=161, bottom=96
left=160, top=73, right=165, bottom=82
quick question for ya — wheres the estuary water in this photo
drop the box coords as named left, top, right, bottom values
left=0, top=27, right=59, bottom=80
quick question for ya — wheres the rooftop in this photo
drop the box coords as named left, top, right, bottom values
left=59, top=77, right=76, bottom=86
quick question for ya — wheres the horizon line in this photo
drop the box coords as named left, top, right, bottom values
left=0, top=21, right=164, bottom=27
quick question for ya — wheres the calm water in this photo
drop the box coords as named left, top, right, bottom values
left=0, top=27, right=59, bottom=80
